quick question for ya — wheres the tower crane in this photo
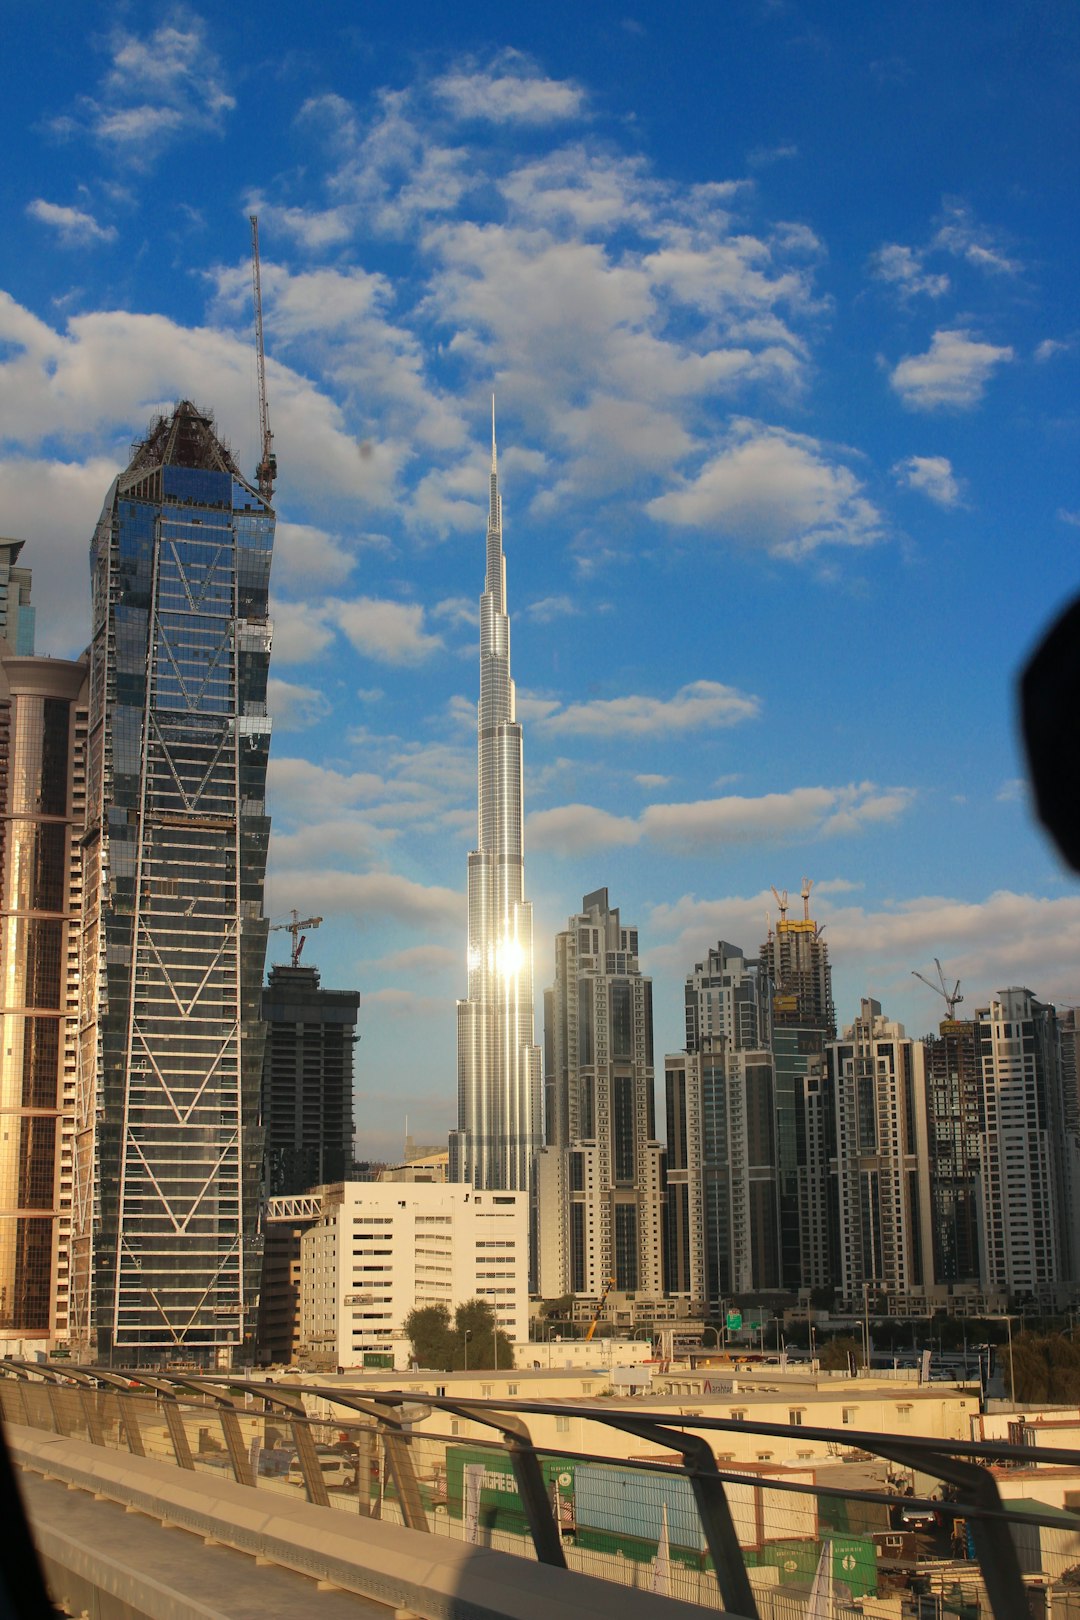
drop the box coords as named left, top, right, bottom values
left=912, top=958, right=964, bottom=1021
left=771, top=886, right=789, bottom=923
left=270, top=910, right=323, bottom=969
left=801, top=877, right=814, bottom=921
left=249, top=215, right=277, bottom=503
left=584, top=1276, right=617, bottom=1342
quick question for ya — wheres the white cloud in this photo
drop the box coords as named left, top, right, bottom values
left=524, top=595, right=581, bottom=623
left=1036, top=337, right=1073, bottom=363
left=55, top=17, right=234, bottom=169
left=527, top=781, right=914, bottom=856
left=26, top=200, right=115, bottom=246
left=0, top=291, right=401, bottom=511
left=890, top=328, right=1014, bottom=410
left=527, top=803, right=641, bottom=856
left=272, top=522, right=356, bottom=588
left=330, top=596, right=442, bottom=665
left=648, top=420, right=882, bottom=557
left=267, top=677, right=332, bottom=731
left=268, top=867, right=461, bottom=933
left=870, top=244, right=950, bottom=300
left=635, top=773, right=672, bottom=789
left=539, top=680, right=760, bottom=738
left=268, top=600, right=335, bottom=665
left=932, top=201, right=1020, bottom=275
left=433, top=54, right=587, bottom=125
left=892, top=454, right=964, bottom=508
left=1058, top=509, right=1080, bottom=529
left=641, top=784, right=912, bottom=853
left=646, top=887, right=1080, bottom=1020
left=0, top=453, right=121, bottom=655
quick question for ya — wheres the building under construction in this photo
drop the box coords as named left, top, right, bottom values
left=71, top=402, right=275, bottom=1363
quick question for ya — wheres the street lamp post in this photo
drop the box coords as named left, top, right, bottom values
left=463, top=1329, right=472, bottom=1374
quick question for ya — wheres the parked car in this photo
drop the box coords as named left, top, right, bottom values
left=287, top=1449, right=355, bottom=1490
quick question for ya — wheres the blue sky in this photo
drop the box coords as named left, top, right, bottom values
left=3, top=2, right=1078, bottom=1159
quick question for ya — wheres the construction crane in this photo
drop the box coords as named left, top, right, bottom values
left=270, top=910, right=323, bottom=969
left=249, top=214, right=277, bottom=503
left=584, top=1276, right=617, bottom=1342
left=912, top=958, right=964, bottom=1021
left=801, top=877, right=814, bottom=921
left=771, top=886, right=789, bottom=923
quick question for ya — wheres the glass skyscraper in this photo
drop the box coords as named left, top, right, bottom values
left=71, top=402, right=273, bottom=1362
left=451, top=418, right=541, bottom=1193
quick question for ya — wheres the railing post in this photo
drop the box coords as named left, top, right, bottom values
left=381, top=1422, right=428, bottom=1532
left=162, top=1399, right=194, bottom=1470
left=586, top=1412, right=760, bottom=1620
left=218, top=1405, right=254, bottom=1487
left=79, top=1389, right=105, bottom=1446
left=435, top=1400, right=567, bottom=1569
left=119, top=1395, right=146, bottom=1456
left=506, top=1435, right=566, bottom=1569
left=355, top=1424, right=375, bottom=1517
left=289, top=1413, right=330, bottom=1507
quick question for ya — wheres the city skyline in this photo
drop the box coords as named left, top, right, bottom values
left=0, top=4, right=1077, bottom=1159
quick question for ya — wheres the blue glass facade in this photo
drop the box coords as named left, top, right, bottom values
left=72, top=404, right=273, bottom=1361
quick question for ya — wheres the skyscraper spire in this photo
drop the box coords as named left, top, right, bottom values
left=452, top=417, right=541, bottom=1196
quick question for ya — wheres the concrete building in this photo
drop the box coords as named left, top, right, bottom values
left=830, top=999, right=933, bottom=1313
left=450, top=417, right=541, bottom=1196
left=299, top=1181, right=528, bottom=1367
left=0, top=549, right=88, bottom=1347
left=537, top=890, right=665, bottom=1306
left=759, top=884, right=836, bottom=1292
left=261, top=963, right=360, bottom=1197
left=923, top=1017, right=982, bottom=1288
left=975, top=988, right=1076, bottom=1300
left=71, top=402, right=274, bottom=1362
left=669, top=941, right=779, bottom=1306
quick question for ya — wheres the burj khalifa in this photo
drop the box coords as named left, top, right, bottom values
left=450, top=409, right=542, bottom=1193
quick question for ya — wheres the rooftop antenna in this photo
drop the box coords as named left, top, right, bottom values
left=249, top=215, right=277, bottom=502
left=912, top=958, right=964, bottom=1021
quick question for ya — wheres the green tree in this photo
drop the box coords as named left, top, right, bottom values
left=1010, top=1333, right=1080, bottom=1403
left=819, top=1333, right=865, bottom=1372
left=403, top=1304, right=454, bottom=1369
left=403, top=1298, right=514, bottom=1372
left=449, top=1298, right=515, bottom=1371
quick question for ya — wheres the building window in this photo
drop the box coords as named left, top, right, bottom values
left=842, top=1408, right=857, bottom=1425
left=555, top=1416, right=570, bottom=1434
left=789, top=1409, right=804, bottom=1426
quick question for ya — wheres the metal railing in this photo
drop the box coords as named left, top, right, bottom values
left=4, top=1360, right=1080, bottom=1619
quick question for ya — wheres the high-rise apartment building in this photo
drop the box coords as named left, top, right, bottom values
left=974, top=988, right=1076, bottom=1299
left=261, top=963, right=360, bottom=1197
left=830, top=999, right=933, bottom=1312
left=451, top=420, right=541, bottom=1193
left=72, top=402, right=274, bottom=1362
left=0, top=552, right=88, bottom=1346
left=923, top=1018, right=982, bottom=1287
left=537, top=889, right=664, bottom=1300
left=759, top=884, right=836, bottom=1290
left=669, top=942, right=779, bottom=1304
left=299, top=1181, right=529, bottom=1367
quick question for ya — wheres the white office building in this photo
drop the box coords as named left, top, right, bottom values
left=299, top=1182, right=528, bottom=1368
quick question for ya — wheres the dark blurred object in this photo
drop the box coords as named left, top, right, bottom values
left=1021, top=593, right=1080, bottom=873
left=0, top=1419, right=59, bottom=1617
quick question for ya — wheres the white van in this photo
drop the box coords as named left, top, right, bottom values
left=287, top=1450, right=353, bottom=1489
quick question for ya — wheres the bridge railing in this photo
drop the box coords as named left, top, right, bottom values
left=3, top=1360, right=1079, bottom=1620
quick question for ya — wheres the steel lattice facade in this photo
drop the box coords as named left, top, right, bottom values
left=71, top=403, right=273, bottom=1361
